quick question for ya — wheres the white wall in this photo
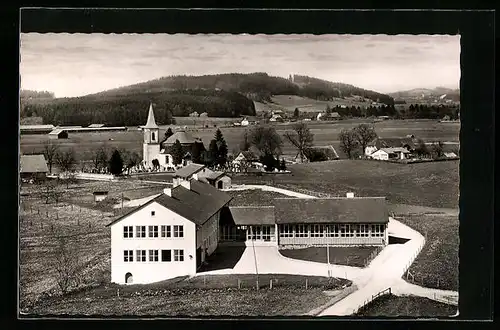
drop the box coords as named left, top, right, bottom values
left=365, top=146, right=377, bottom=157
left=370, top=150, right=389, bottom=160
left=110, top=201, right=197, bottom=284
left=143, top=143, right=160, bottom=166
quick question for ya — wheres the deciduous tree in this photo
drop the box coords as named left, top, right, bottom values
left=50, top=235, right=81, bottom=294
left=284, top=122, right=314, bottom=163
left=170, top=139, right=184, bottom=166
left=339, top=129, right=359, bottom=159
left=352, top=124, right=378, bottom=157
left=56, top=149, right=77, bottom=173
left=248, top=126, right=283, bottom=158
left=42, top=141, right=59, bottom=174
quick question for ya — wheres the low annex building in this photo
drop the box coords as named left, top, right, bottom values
left=20, top=154, right=49, bottom=181
left=173, top=163, right=231, bottom=190
left=219, top=193, right=389, bottom=247
left=107, top=177, right=232, bottom=284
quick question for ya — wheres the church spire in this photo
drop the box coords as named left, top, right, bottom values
left=144, top=103, right=159, bottom=129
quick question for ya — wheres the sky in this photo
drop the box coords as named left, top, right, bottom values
left=20, top=33, right=460, bottom=98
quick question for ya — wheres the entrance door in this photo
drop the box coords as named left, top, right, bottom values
left=125, top=272, right=133, bottom=284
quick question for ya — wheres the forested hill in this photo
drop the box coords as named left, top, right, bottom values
left=20, top=72, right=395, bottom=126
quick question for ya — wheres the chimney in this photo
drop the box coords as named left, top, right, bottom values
left=346, top=192, right=355, bottom=198
left=180, top=179, right=191, bottom=190
left=164, top=188, right=172, bottom=197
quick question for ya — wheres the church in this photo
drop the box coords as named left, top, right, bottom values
left=141, top=104, right=204, bottom=170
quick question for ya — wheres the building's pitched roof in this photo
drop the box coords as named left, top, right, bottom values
left=222, top=206, right=276, bottom=225
left=329, top=112, right=340, bottom=118
left=174, top=163, right=206, bottom=178
left=308, top=145, right=340, bottom=159
left=273, top=197, right=389, bottom=224
left=48, top=129, right=65, bottom=135
left=20, top=125, right=55, bottom=130
left=379, top=147, right=410, bottom=154
left=88, top=124, right=105, bottom=128
left=106, top=179, right=232, bottom=227
left=204, top=171, right=228, bottom=181
left=144, top=103, right=159, bottom=129
left=20, top=154, right=49, bottom=174
left=239, top=150, right=258, bottom=161
left=370, top=137, right=416, bottom=149
left=164, top=130, right=197, bottom=145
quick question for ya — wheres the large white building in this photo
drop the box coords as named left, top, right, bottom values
left=106, top=177, right=232, bottom=284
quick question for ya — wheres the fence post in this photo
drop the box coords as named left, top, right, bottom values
left=203, top=275, right=206, bottom=286
left=37, top=209, right=40, bottom=215
left=305, top=279, right=308, bottom=290
left=270, top=279, right=273, bottom=289
left=71, top=204, right=73, bottom=211
left=237, top=278, right=241, bottom=289
left=437, top=278, right=440, bottom=288
left=56, top=212, right=58, bottom=220
left=117, top=289, right=120, bottom=297
left=41, top=222, right=43, bottom=229
left=46, top=210, right=48, bottom=217
left=78, top=218, right=80, bottom=226
left=256, top=279, right=259, bottom=290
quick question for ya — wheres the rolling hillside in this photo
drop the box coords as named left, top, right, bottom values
left=20, top=73, right=395, bottom=126
left=389, top=87, right=460, bottom=103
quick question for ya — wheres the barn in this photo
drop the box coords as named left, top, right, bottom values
left=48, top=129, right=69, bottom=139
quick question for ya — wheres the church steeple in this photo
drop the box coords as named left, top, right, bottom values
left=144, top=103, right=159, bottom=129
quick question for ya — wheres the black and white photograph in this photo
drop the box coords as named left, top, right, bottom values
left=19, top=28, right=462, bottom=318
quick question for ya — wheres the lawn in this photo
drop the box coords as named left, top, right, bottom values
left=232, top=159, right=459, bottom=209
left=24, top=274, right=351, bottom=316
left=395, top=214, right=459, bottom=291
left=279, top=246, right=382, bottom=268
left=20, top=119, right=459, bottom=162
left=355, top=294, right=458, bottom=318
left=225, top=189, right=295, bottom=206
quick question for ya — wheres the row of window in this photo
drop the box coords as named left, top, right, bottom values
left=279, top=224, right=385, bottom=238
left=123, top=225, right=184, bottom=238
left=123, top=249, right=184, bottom=262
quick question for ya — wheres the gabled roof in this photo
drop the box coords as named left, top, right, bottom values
left=205, top=171, right=228, bottom=181
left=106, top=179, right=232, bottom=227
left=369, top=137, right=416, bottom=149
left=222, top=206, right=276, bottom=225
left=379, top=147, right=410, bottom=154
left=48, top=129, right=65, bottom=135
left=143, top=103, right=159, bottom=129
left=164, top=130, right=197, bottom=145
left=273, top=197, right=389, bottom=224
left=237, top=150, right=258, bottom=161
left=88, top=124, right=105, bottom=128
left=174, top=163, right=206, bottom=178
left=20, top=154, right=49, bottom=173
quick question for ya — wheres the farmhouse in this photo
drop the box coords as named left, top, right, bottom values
left=93, top=191, right=109, bottom=202
left=219, top=193, right=389, bottom=247
left=20, top=124, right=55, bottom=135
left=172, top=163, right=231, bottom=190
left=365, top=137, right=417, bottom=157
left=48, top=129, right=68, bottom=139
left=241, top=117, right=249, bottom=127
left=370, top=147, right=410, bottom=161
left=20, top=154, right=49, bottom=181
left=106, top=178, right=232, bottom=284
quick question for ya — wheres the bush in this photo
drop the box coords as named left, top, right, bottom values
left=304, top=148, right=328, bottom=162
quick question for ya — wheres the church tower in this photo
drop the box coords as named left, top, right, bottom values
left=142, top=103, right=160, bottom=167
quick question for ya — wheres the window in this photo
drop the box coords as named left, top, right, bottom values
left=340, top=224, right=348, bottom=237
left=161, top=249, right=171, bottom=262
left=279, top=224, right=294, bottom=238
left=296, top=224, right=308, bottom=238
left=161, top=225, right=171, bottom=238
left=371, top=224, right=384, bottom=237
left=135, top=226, right=146, bottom=238
left=123, top=226, right=133, bottom=238
left=152, top=132, right=156, bottom=141
left=151, top=211, right=155, bottom=216
left=149, top=250, right=159, bottom=262
left=174, top=225, right=184, bottom=238
left=356, top=224, right=369, bottom=237
left=311, top=224, right=323, bottom=237
left=148, top=225, right=158, bottom=238
left=174, top=249, right=184, bottom=261
left=347, top=224, right=355, bottom=237
left=124, top=250, right=133, bottom=262
left=326, top=224, right=339, bottom=237
left=136, top=250, right=146, bottom=262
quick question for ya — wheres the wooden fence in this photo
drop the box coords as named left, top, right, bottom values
left=356, top=287, right=392, bottom=314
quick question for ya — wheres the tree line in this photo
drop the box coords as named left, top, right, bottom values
left=21, top=89, right=256, bottom=127
left=324, top=103, right=459, bottom=120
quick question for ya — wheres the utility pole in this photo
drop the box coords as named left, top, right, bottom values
left=326, top=225, right=331, bottom=278
left=121, top=192, right=124, bottom=209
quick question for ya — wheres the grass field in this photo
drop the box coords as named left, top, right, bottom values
left=20, top=119, right=459, bottom=162
left=394, top=214, right=459, bottom=291
left=279, top=246, right=382, bottom=268
left=232, top=160, right=459, bottom=209
left=355, top=294, right=457, bottom=317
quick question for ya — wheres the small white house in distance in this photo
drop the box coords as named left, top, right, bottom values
left=106, top=178, right=232, bottom=284
left=370, top=147, right=410, bottom=161
left=241, top=118, right=249, bottom=127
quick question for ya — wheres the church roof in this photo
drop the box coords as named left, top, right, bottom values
left=164, top=130, right=197, bottom=145
left=143, top=103, right=159, bottom=129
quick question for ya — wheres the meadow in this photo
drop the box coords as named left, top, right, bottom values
left=20, top=119, right=460, bottom=162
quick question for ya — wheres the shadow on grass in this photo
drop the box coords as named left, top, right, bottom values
left=197, top=245, right=246, bottom=272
